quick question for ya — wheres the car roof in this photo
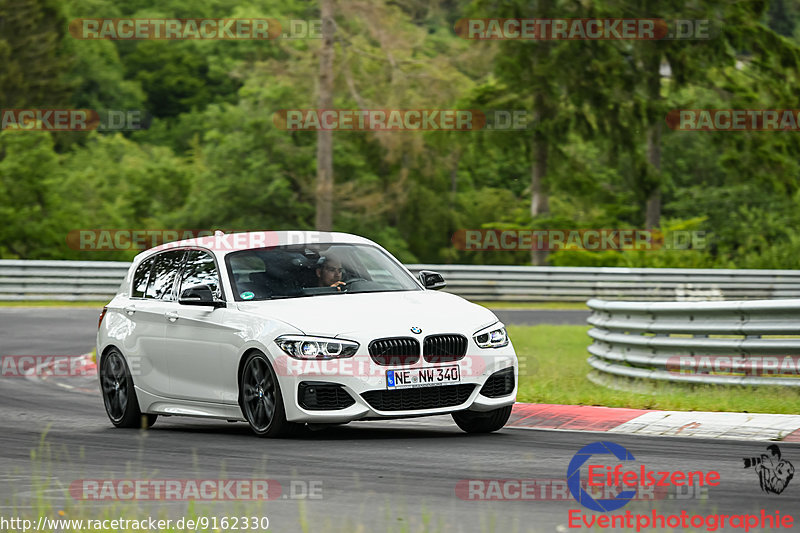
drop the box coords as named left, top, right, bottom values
left=131, top=231, right=378, bottom=264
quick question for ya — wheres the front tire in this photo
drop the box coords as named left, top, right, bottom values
left=100, top=348, right=157, bottom=429
left=452, top=405, right=512, bottom=434
left=240, top=351, right=302, bottom=438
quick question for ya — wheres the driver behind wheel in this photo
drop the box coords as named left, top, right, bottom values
left=316, top=255, right=346, bottom=290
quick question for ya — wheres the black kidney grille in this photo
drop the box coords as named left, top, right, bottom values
left=479, top=367, right=515, bottom=398
left=298, top=382, right=356, bottom=410
left=369, top=337, right=420, bottom=365
left=361, top=384, right=476, bottom=411
left=423, top=334, right=468, bottom=363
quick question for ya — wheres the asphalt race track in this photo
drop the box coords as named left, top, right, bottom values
left=1, top=308, right=798, bottom=532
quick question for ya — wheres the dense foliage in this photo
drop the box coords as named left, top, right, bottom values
left=1, top=0, right=800, bottom=268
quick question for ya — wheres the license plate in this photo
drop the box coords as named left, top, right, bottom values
left=386, top=365, right=460, bottom=390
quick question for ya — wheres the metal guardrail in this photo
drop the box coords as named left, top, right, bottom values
left=1, top=259, right=800, bottom=302
left=0, top=260, right=129, bottom=301
left=587, top=298, right=800, bottom=386
left=410, top=264, right=800, bottom=301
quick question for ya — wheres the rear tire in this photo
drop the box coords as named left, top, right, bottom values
left=452, top=405, right=512, bottom=434
left=240, top=351, right=303, bottom=438
left=100, top=348, right=156, bottom=429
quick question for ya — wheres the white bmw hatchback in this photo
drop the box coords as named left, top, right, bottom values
left=97, top=231, right=518, bottom=437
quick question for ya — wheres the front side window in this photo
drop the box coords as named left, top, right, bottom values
left=226, top=243, right=420, bottom=301
left=145, top=250, right=185, bottom=301
left=179, top=250, right=222, bottom=299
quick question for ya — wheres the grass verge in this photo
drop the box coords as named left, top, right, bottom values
left=511, top=324, right=800, bottom=414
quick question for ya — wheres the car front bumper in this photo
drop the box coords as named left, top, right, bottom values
left=275, top=343, right=518, bottom=423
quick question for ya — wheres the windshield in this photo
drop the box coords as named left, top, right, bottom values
left=226, top=243, right=421, bottom=301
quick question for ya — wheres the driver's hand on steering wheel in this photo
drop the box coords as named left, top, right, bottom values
left=330, top=281, right=346, bottom=291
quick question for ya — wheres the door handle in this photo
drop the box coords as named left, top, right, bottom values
left=123, top=306, right=136, bottom=316
left=165, top=311, right=179, bottom=322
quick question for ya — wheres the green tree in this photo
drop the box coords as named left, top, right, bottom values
left=0, top=0, right=73, bottom=108
left=0, top=131, right=62, bottom=258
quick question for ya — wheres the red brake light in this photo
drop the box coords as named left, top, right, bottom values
left=98, top=306, right=108, bottom=330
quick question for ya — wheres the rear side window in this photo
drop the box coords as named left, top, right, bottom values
left=145, top=251, right=185, bottom=301
left=179, top=251, right=221, bottom=299
left=132, top=257, right=154, bottom=298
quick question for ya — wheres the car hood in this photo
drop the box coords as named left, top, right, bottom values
left=235, top=290, right=499, bottom=338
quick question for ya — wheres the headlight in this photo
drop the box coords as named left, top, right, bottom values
left=276, top=335, right=359, bottom=359
left=473, top=326, right=509, bottom=349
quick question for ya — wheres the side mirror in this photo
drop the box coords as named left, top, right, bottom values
left=179, top=285, right=225, bottom=308
left=418, top=270, right=446, bottom=290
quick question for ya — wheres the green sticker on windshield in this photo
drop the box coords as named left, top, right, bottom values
left=241, top=291, right=255, bottom=300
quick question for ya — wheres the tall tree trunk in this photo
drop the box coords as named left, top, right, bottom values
left=644, top=51, right=662, bottom=230
left=315, top=0, right=335, bottom=231
left=645, top=121, right=661, bottom=229
left=530, top=130, right=549, bottom=217
left=531, top=92, right=550, bottom=265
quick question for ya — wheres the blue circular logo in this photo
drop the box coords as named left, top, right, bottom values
left=410, top=327, right=422, bottom=334
left=567, top=441, right=637, bottom=512
left=240, top=291, right=255, bottom=300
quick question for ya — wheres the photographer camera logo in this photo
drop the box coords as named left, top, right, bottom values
left=743, top=445, right=794, bottom=494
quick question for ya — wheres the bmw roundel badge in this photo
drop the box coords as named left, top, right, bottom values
left=410, top=327, right=422, bottom=334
